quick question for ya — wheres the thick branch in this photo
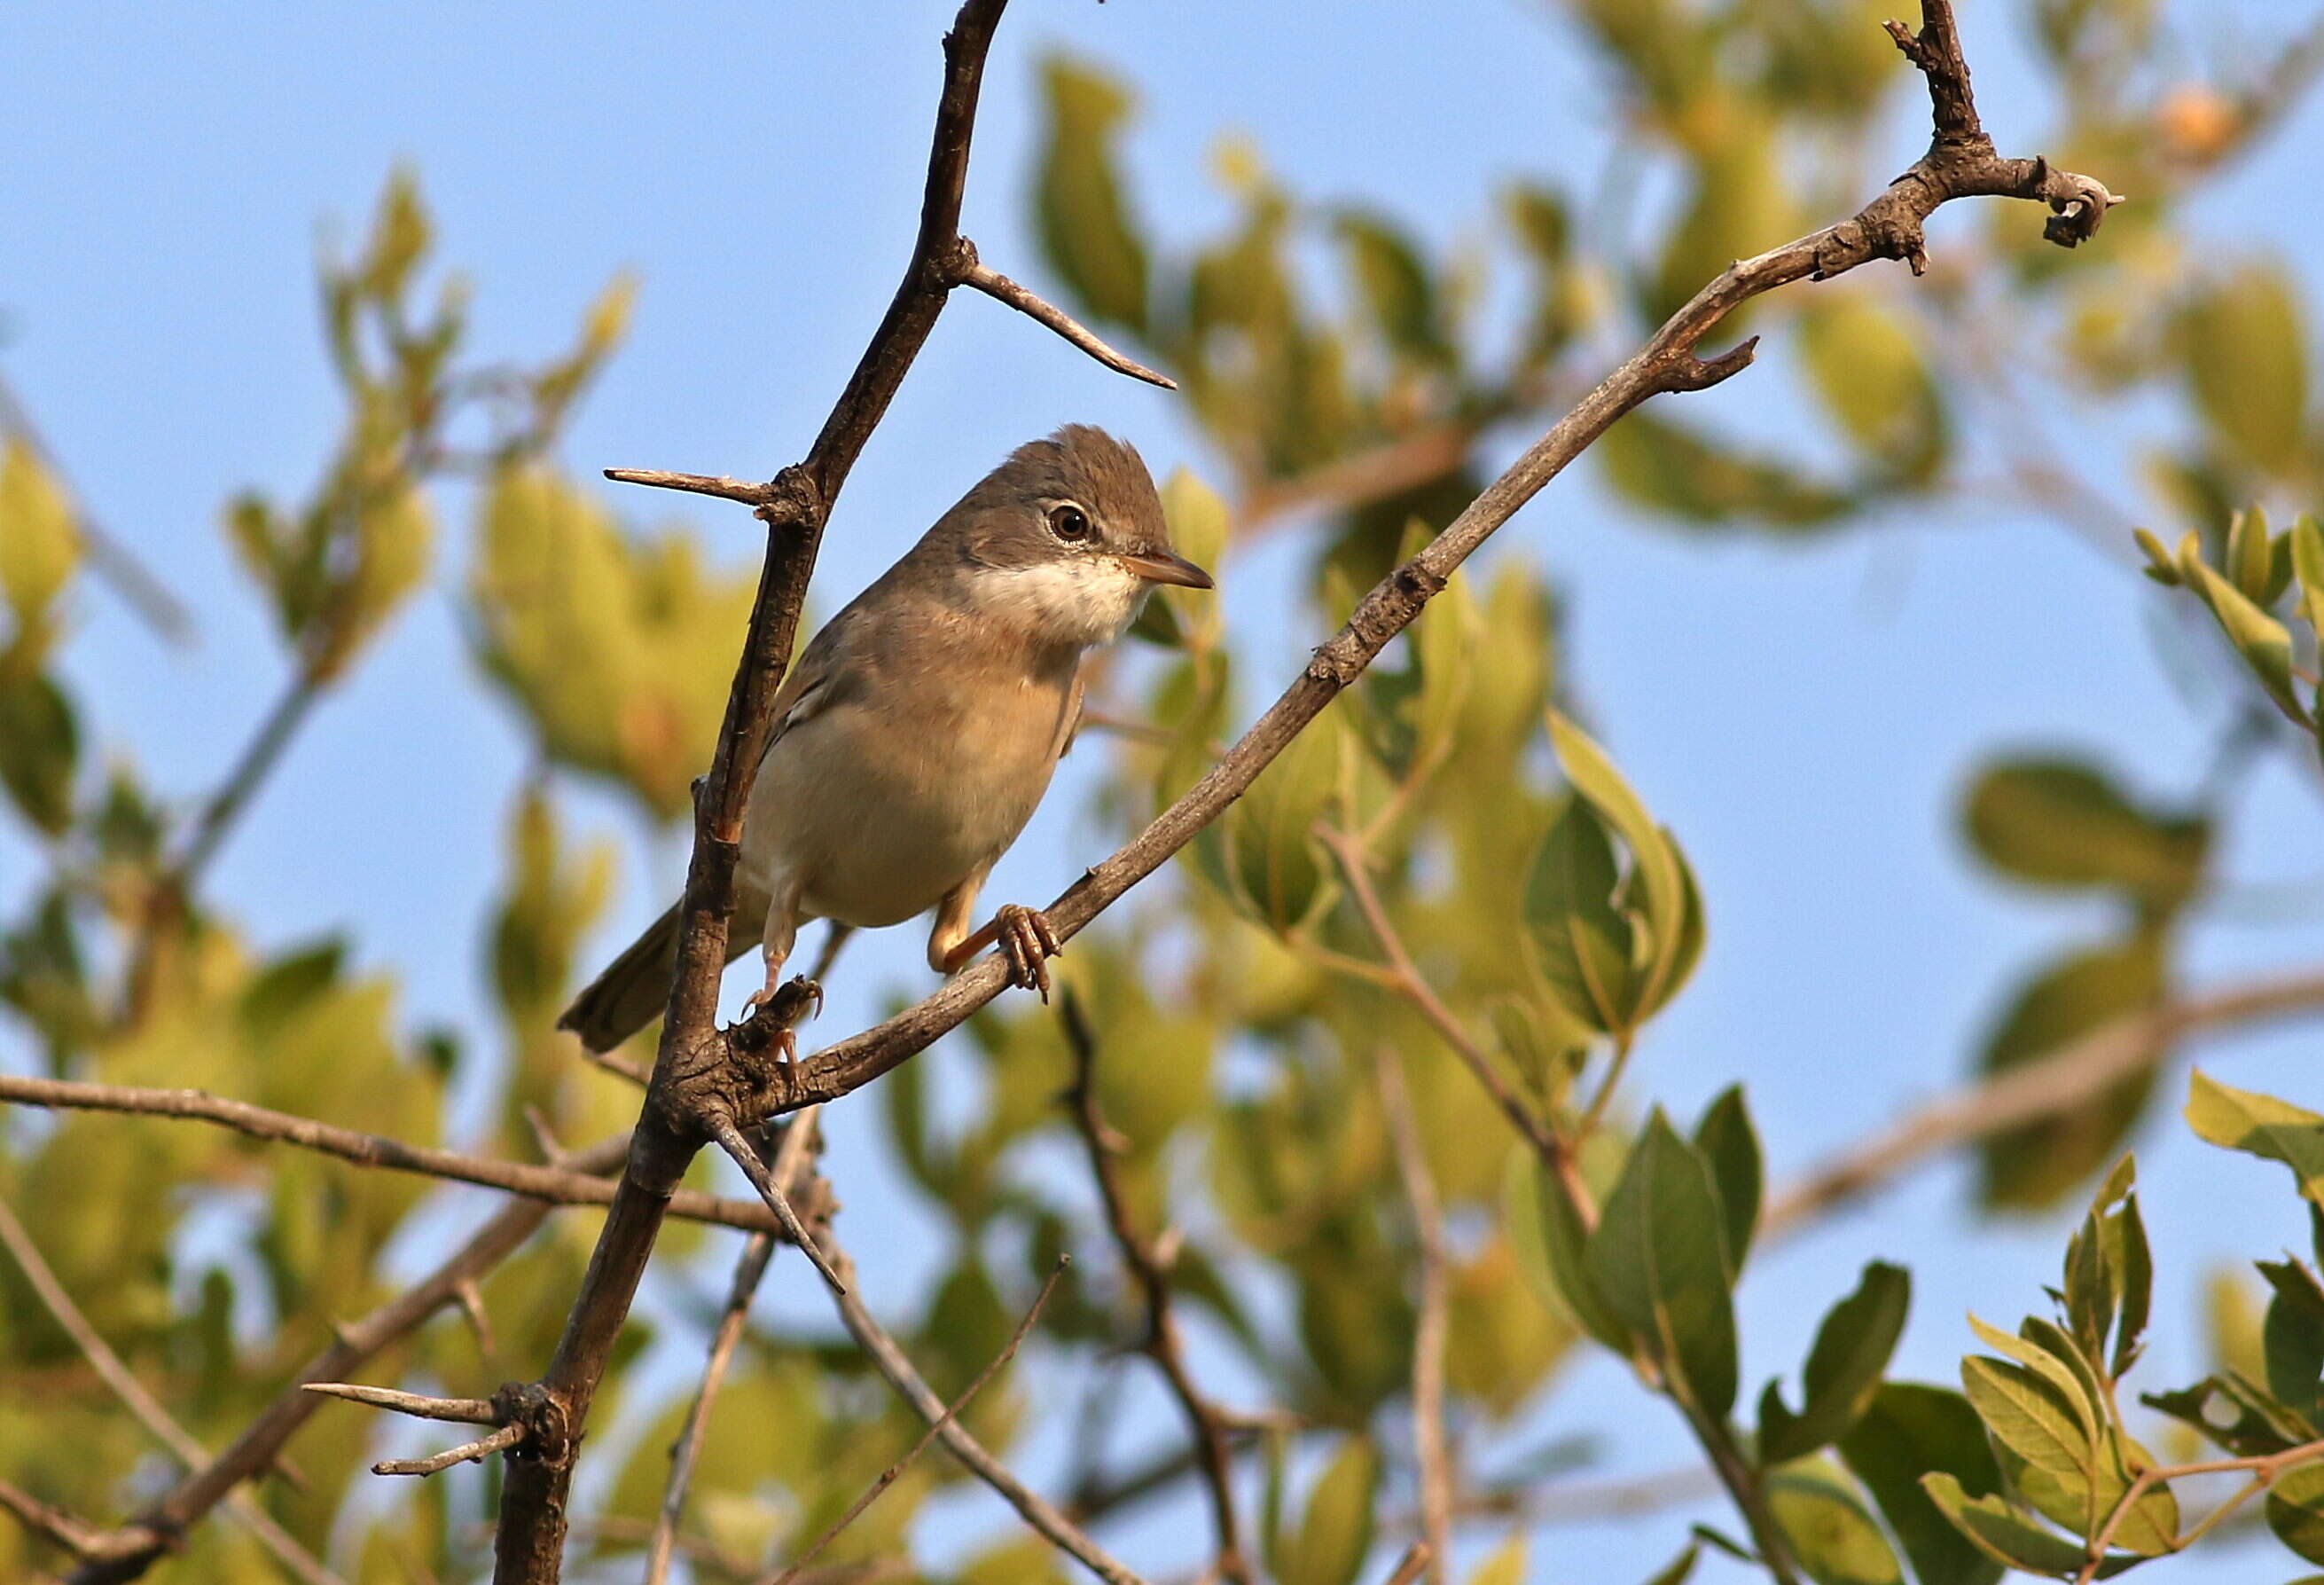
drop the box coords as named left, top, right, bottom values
left=734, top=2, right=2117, bottom=1134
left=1763, top=967, right=2324, bottom=1237
left=0, top=1076, right=794, bottom=1235
left=1060, top=994, right=1249, bottom=1585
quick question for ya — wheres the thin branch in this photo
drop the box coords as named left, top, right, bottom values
left=2076, top=1435, right=2324, bottom=1583
left=298, top=1385, right=498, bottom=1425
left=762, top=1256, right=1068, bottom=1585
left=66, top=1134, right=626, bottom=1585
left=1373, top=1048, right=1452, bottom=1585
left=170, top=669, right=323, bottom=888
left=0, top=1075, right=795, bottom=1235
left=0, top=365, right=197, bottom=647
left=1315, top=826, right=1593, bottom=1223
left=601, top=467, right=772, bottom=505
left=0, top=1194, right=345, bottom=1585
left=1060, top=992, right=1250, bottom=1584
left=1762, top=966, right=2324, bottom=1238
left=708, top=1115, right=849, bottom=1294
left=1378, top=1543, right=1433, bottom=1585
left=954, top=255, right=1176, bottom=388
left=646, top=1110, right=823, bottom=1585
left=0, top=1480, right=149, bottom=1565
left=812, top=1224, right=1150, bottom=1585
left=374, top=1424, right=527, bottom=1479
left=733, top=0, right=2117, bottom=1141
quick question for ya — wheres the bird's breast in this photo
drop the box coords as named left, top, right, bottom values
left=739, top=661, right=1071, bottom=929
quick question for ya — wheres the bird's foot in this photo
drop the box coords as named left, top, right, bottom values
left=993, top=904, right=1062, bottom=1001
left=738, top=975, right=823, bottom=1063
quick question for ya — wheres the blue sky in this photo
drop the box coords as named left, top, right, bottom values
left=7, top=3, right=2324, bottom=1581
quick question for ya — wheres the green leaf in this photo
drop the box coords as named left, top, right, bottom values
left=1035, top=56, right=1151, bottom=333
left=1841, top=1384, right=2006, bottom=1585
left=2184, top=558, right=2304, bottom=719
left=2187, top=1071, right=2324, bottom=1210
left=2292, top=513, right=2324, bottom=639
left=1960, top=757, right=2208, bottom=906
left=1134, top=467, right=1228, bottom=647
left=2262, top=1259, right=2324, bottom=1432
left=2144, top=1373, right=2308, bottom=1457
left=1548, top=711, right=1686, bottom=1000
left=2228, top=506, right=2277, bottom=605
left=0, top=438, right=79, bottom=639
left=1464, top=1534, right=1527, bottom=1585
left=1974, top=934, right=2167, bottom=1210
left=2271, top=1461, right=2324, bottom=1566
left=1960, top=1353, right=2093, bottom=1484
left=2109, top=1190, right=2154, bottom=1379
left=2133, top=528, right=2181, bottom=585
left=1208, top=703, right=1342, bottom=934
left=1759, top=1262, right=1913, bottom=1463
left=1521, top=795, right=1637, bottom=1032
left=1639, top=1543, right=1699, bottom=1585
left=1599, top=409, right=1854, bottom=531
left=1795, top=294, right=1946, bottom=485
left=1280, top=1437, right=1378, bottom=1585
left=1767, top=1466, right=1905, bottom=1585
left=0, top=671, right=77, bottom=836
left=1506, top=1150, right=1631, bottom=1353
left=1693, top=1086, right=1762, bottom=1277
left=1920, top=1473, right=2125, bottom=1579
left=1587, top=1114, right=1738, bottom=1417
left=1334, top=210, right=1446, bottom=364
left=2182, top=263, right=2308, bottom=474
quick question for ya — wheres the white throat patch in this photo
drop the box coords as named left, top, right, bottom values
left=966, top=557, right=1150, bottom=648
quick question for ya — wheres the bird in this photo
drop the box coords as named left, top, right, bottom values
left=557, top=425, right=1211, bottom=1055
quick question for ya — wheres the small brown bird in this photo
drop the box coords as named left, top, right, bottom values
left=559, top=425, right=1210, bottom=1054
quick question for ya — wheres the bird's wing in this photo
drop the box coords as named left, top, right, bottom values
left=755, top=602, right=866, bottom=765
left=1048, top=665, right=1086, bottom=763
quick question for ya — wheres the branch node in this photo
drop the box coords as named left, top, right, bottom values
left=1663, top=336, right=1762, bottom=393
left=752, top=464, right=824, bottom=532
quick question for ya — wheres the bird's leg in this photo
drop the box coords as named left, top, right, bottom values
left=740, top=891, right=815, bottom=1062
left=940, top=903, right=1063, bottom=1001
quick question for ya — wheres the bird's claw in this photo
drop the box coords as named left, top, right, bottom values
left=994, top=904, right=1061, bottom=1001
left=739, top=975, right=823, bottom=1063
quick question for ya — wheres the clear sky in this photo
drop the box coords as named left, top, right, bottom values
left=6, top=3, right=2324, bottom=1581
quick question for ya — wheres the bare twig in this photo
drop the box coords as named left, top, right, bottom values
left=2075, top=1435, right=2324, bottom=1583
left=1316, top=827, right=1583, bottom=1202
left=0, top=366, right=196, bottom=646
left=0, top=1195, right=345, bottom=1585
left=0, top=1075, right=794, bottom=1235
left=0, top=1480, right=151, bottom=1565
left=374, top=1424, right=526, bottom=1479
left=1373, top=1048, right=1452, bottom=1585
left=1763, top=967, right=2324, bottom=1237
left=762, top=1255, right=1067, bottom=1585
left=1060, top=993, right=1250, bottom=1585
left=645, top=1110, right=822, bottom=1585
left=813, top=1227, right=1149, bottom=1585
left=953, top=255, right=1175, bottom=388
left=67, top=1134, right=626, bottom=1585
left=298, top=1385, right=498, bottom=1425
left=708, top=1115, right=849, bottom=1294
left=1379, top=1542, right=1434, bottom=1585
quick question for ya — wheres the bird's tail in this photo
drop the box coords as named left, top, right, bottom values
left=558, top=904, right=685, bottom=1055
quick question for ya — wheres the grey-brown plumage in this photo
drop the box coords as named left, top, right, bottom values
left=559, top=426, right=1209, bottom=1054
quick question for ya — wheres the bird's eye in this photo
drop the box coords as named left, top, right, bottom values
left=1046, top=504, right=1093, bottom=543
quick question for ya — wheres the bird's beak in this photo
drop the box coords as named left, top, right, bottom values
left=1119, top=551, right=1214, bottom=590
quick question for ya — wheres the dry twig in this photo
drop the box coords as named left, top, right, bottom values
left=1373, top=1048, right=1452, bottom=1585
left=1060, top=993, right=1251, bottom=1585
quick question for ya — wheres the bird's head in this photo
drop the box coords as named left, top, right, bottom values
left=939, top=425, right=1211, bottom=649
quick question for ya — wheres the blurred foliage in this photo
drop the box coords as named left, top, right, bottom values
left=4, top=2, right=2324, bottom=1582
